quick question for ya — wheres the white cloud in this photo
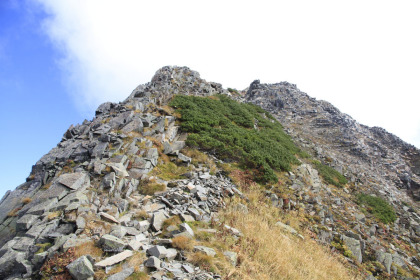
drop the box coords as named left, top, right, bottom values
left=32, top=0, right=420, bottom=147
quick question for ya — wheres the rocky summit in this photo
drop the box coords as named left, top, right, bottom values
left=0, top=66, right=419, bottom=280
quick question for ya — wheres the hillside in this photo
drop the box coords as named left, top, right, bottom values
left=0, top=66, right=418, bottom=280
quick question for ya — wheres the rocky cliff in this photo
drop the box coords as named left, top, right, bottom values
left=0, top=66, right=418, bottom=280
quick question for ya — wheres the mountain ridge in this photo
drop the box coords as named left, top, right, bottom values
left=0, top=66, right=419, bottom=279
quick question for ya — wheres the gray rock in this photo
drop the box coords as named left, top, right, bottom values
left=152, top=211, right=167, bottom=231
left=122, top=118, right=143, bottom=134
left=107, top=267, right=134, bottom=280
left=12, top=237, right=34, bottom=251
left=108, top=162, right=129, bottom=178
left=76, top=216, right=86, bottom=229
left=341, top=235, right=362, bottom=263
left=147, top=245, right=168, bottom=259
left=26, top=197, right=58, bottom=215
left=16, top=214, right=39, bottom=231
left=99, top=212, right=120, bottom=224
left=179, top=223, right=194, bottom=238
left=0, top=249, right=30, bottom=279
left=223, top=251, right=238, bottom=266
left=110, top=226, right=127, bottom=239
left=103, top=172, right=116, bottom=190
left=193, top=246, right=216, bottom=257
left=127, top=239, right=142, bottom=251
left=178, top=153, right=192, bottom=163
left=95, top=250, right=133, bottom=267
left=66, top=256, right=94, bottom=280
left=165, top=248, right=177, bottom=261
left=137, top=220, right=150, bottom=233
left=144, top=256, right=161, bottom=269
left=58, top=172, right=89, bottom=190
left=99, top=234, right=125, bottom=252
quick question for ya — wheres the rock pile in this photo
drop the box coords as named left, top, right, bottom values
left=0, top=66, right=418, bottom=279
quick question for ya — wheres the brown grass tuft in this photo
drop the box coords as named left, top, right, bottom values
left=74, top=241, right=103, bottom=259
left=7, top=207, right=22, bottom=217
left=127, top=251, right=146, bottom=273
left=188, top=252, right=214, bottom=270
left=133, top=210, right=149, bottom=220
left=172, top=236, right=194, bottom=251
left=47, top=211, right=62, bottom=221
left=21, top=197, right=32, bottom=204
left=139, top=178, right=166, bottom=195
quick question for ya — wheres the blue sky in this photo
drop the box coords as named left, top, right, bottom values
left=0, top=1, right=85, bottom=198
left=1, top=0, right=420, bottom=199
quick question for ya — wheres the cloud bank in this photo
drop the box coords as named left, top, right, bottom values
left=32, top=0, right=420, bottom=147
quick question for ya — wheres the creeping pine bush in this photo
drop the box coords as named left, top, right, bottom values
left=170, top=95, right=301, bottom=183
left=356, top=193, right=396, bottom=224
left=312, top=160, right=347, bottom=187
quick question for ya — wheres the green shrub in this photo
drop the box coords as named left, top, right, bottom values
left=312, top=160, right=347, bottom=187
left=356, top=193, right=396, bottom=224
left=170, top=95, right=301, bottom=183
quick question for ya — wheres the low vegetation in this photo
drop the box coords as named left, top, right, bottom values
left=150, top=162, right=190, bottom=181
left=170, top=95, right=301, bottom=183
left=356, top=193, right=396, bottom=224
left=139, top=178, right=166, bottom=195
left=312, top=160, right=347, bottom=187
left=40, top=247, right=76, bottom=279
left=187, top=170, right=361, bottom=280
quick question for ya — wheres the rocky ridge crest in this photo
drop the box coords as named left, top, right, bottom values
left=0, top=66, right=419, bottom=279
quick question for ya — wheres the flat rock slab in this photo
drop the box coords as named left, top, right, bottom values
left=95, top=250, right=133, bottom=267
left=107, top=267, right=134, bottom=280
left=100, top=212, right=120, bottom=224
left=58, top=172, right=89, bottom=190
left=27, top=198, right=58, bottom=215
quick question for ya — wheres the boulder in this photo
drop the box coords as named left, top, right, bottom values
left=58, top=172, right=89, bottom=190
left=99, top=234, right=125, bottom=252
left=66, top=256, right=94, bottom=280
left=0, top=249, right=30, bottom=279
left=147, top=245, right=168, bottom=259
left=341, top=235, right=362, bottom=263
left=151, top=211, right=167, bottom=231
left=144, top=256, right=161, bottom=269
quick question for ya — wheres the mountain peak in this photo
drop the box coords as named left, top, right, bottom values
left=126, top=66, right=227, bottom=105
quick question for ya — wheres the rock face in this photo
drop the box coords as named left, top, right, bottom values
left=244, top=80, right=420, bottom=202
left=0, top=66, right=418, bottom=279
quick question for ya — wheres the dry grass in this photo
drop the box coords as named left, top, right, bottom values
left=47, top=211, right=62, bottom=221
left=7, top=207, right=22, bottom=217
left=126, top=271, right=149, bottom=280
left=188, top=252, right=214, bottom=270
left=172, top=236, right=194, bottom=251
left=183, top=148, right=217, bottom=173
left=74, top=241, right=103, bottom=259
left=210, top=184, right=362, bottom=280
left=139, top=178, right=166, bottom=195
left=150, top=162, right=190, bottom=181
left=133, top=210, right=149, bottom=220
left=162, top=215, right=181, bottom=230
left=42, top=180, right=53, bottom=190
left=127, top=251, right=146, bottom=272
left=21, top=197, right=32, bottom=204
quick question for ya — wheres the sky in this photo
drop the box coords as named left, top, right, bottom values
left=0, top=0, right=419, bottom=199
